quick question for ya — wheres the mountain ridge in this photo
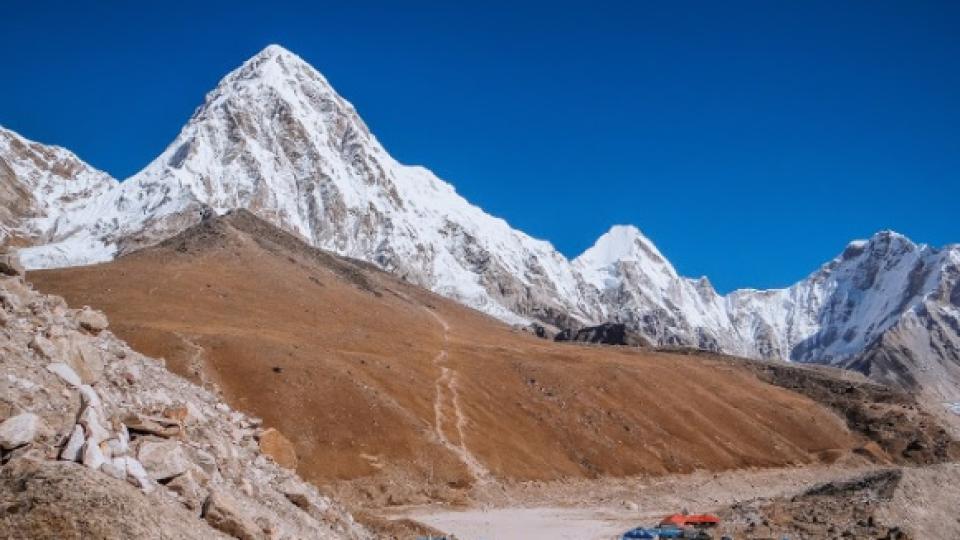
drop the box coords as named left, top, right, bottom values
left=2, top=44, right=958, bottom=400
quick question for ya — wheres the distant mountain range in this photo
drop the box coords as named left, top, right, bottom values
left=2, top=45, right=958, bottom=401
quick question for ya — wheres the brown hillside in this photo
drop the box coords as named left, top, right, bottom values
left=30, top=211, right=887, bottom=505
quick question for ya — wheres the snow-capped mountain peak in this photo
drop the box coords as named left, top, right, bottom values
left=16, top=44, right=588, bottom=326
left=576, top=225, right=669, bottom=268
left=5, top=44, right=960, bottom=400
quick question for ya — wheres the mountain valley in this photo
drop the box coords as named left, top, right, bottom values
left=2, top=43, right=960, bottom=539
left=2, top=45, right=958, bottom=407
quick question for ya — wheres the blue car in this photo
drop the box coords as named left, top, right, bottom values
left=622, top=528, right=656, bottom=539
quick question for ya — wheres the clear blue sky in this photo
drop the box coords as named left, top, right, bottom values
left=3, top=1, right=958, bottom=292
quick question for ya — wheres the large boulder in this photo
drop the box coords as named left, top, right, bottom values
left=137, top=439, right=190, bottom=481
left=0, top=412, right=42, bottom=449
left=77, top=307, right=109, bottom=334
left=202, top=490, right=262, bottom=540
left=63, top=337, right=106, bottom=384
left=46, top=362, right=82, bottom=387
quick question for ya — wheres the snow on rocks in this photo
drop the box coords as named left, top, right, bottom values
left=0, top=273, right=370, bottom=538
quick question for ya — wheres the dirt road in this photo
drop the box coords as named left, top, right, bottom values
left=390, top=464, right=881, bottom=539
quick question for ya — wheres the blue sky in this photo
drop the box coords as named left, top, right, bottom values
left=2, top=1, right=958, bottom=292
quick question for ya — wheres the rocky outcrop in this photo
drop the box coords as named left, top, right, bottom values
left=554, top=322, right=649, bottom=347
left=0, top=273, right=370, bottom=539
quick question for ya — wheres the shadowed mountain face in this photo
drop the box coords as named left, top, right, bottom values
left=3, top=44, right=959, bottom=401
left=32, top=210, right=942, bottom=506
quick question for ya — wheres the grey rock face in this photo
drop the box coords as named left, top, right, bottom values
left=554, top=322, right=649, bottom=347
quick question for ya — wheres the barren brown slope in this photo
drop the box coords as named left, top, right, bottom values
left=31, top=211, right=887, bottom=505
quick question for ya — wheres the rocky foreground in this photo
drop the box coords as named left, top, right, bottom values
left=0, top=255, right=370, bottom=539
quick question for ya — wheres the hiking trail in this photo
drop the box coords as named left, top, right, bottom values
left=425, top=306, right=491, bottom=483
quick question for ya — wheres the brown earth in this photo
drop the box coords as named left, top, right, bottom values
left=27, top=210, right=954, bottom=508
left=666, top=349, right=960, bottom=466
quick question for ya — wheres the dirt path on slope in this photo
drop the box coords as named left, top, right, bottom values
left=426, top=306, right=491, bottom=483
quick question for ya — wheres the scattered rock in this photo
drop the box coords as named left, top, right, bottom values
left=120, top=363, right=141, bottom=384
left=81, top=439, right=106, bottom=470
left=77, top=307, right=109, bottom=334
left=163, top=405, right=190, bottom=424
left=168, top=469, right=209, bottom=514
left=122, top=456, right=154, bottom=492
left=0, top=412, right=42, bottom=449
left=0, top=273, right=369, bottom=538
left=279, top=479, right=314, bottom=511
left=63, top=338, right=105, bottom=384
left=78, top=406, right=110, bottom=445
left=124, top=413, right=181, bottom=438
left=30, top=335, right=57, bottom=360
left=105, top=425, right=131, bottom=457
left=202, top=490, right=262, bottom=540
left=258, top=427, right=298, bottom=470
left=137, top=439, right=191, bottom=481
left=60, top=424, right=85, bottom=461
left=192, top=447, right=218, bottom=475
left=46, top=362, right=82, bottom=387
left=77, top=384, right=102, bottom=410
left=100, top=460, right=127, bottom=480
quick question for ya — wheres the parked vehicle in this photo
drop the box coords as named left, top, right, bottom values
left=622, top=528, right=657, bottom=539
